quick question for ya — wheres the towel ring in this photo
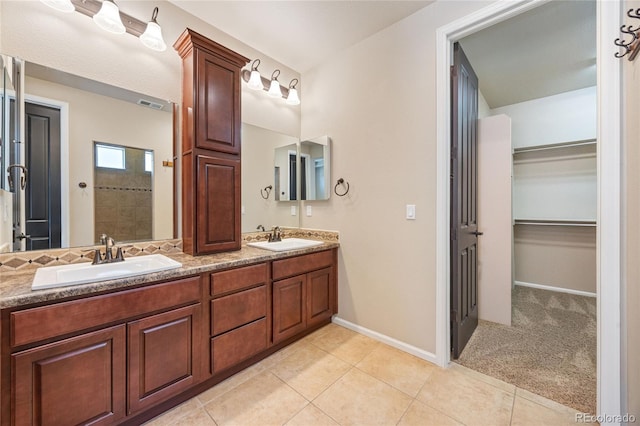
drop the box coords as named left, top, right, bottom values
left=261, top=185, right=273, bottom=199
left=334, top=178, right=350, bottom=197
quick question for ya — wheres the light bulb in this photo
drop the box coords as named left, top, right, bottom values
left=286, top=87, right=300, bottom=105
left=93, top=0, right=126, bottom=34
left=247, top=70, right=263, bottom=90
left=140, top=21, right=166, bottom=51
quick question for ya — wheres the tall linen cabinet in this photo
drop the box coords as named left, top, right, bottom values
left=174, top=29, right=249, bottom=255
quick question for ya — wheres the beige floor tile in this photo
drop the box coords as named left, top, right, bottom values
left=416, top=368, right=514, bottom=426
left=308, top=324, right=380, bottom=365
left=271, top=344, right=351, bottom=400
left=450, top=362, right=517, bottom=394
left=143, top=398, right=203, bottom=425
left=511, top=396, right=583, bottom=425
left=284, top=404, right=339, bottom=426
left=397, top=400, right=464, bottom=426
left=313, top=368, right=412, bottom=426
left=204, top=370, right=307, bottom=425
left=356, top=344, right=437, bottom=397
left=197, top=361, right=269, bottom=404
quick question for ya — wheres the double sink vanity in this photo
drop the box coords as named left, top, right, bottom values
left=0, top=234, right=339, bottom=425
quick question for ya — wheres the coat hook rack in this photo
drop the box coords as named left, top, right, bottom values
left=334, top=178, right=350, bottom=197
left=615, top=8, right=640, bottom=60
left=260, top=185, right=273, bottom=199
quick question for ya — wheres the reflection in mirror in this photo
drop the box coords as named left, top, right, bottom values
left=241, top=123, right=299, bottom=233
left=300, top=136, right=330, bottom=201
left=274, top=143, right=298, bottom=201
left=93, top=142, right=153, bottom=243
left=1, top=56, right=174, bottom=251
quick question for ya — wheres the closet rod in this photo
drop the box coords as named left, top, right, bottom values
left=514, top=219, right=597, bottom=227
left=513, top=139, right=596, bottom=154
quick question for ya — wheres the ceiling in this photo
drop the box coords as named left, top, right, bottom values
left=169, top=1, right=596, bottom=109
left=459, top=0, right=597, bottom=108
left=169, top=1, right=433, bottom=73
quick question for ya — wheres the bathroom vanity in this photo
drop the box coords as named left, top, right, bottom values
left=0, top=242, right=338, bottom=426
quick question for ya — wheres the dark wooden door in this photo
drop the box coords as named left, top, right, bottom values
left=25, top=102, right=61, bottom=250
left=12, top=325, right=126, bottom=426
left=450, top=43, right=480, bottom=359
left=127, top=304, right=201, bottom=414
left=196, top=154, right=241, bottom=253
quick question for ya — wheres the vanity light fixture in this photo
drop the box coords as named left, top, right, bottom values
left=41, top=0, right=167, bottom=52
left=268, top=70, right=283, bottom=98
left=40, top=0, right=75, bottom=13
left=241, top=60, right=301, bottom=105
left=286, top=79, right=300, bottom=105
left=92, top=0, right=125, bottom=34
left=140, top=7, right=167, bottom=52
left=247, top=59, right=264, bottom=90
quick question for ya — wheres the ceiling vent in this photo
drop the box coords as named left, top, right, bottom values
left=137, top=99, right=164, bottom=110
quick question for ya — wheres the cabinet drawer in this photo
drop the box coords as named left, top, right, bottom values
left=210, top=263, right=267, bottom=296
left=11, top=276, right=201, bottom=347
left=211, top=285, right=266, bottom=336
left=272, top=250, right=333, bottom=280
left=211, top=318, right=267, bottom=373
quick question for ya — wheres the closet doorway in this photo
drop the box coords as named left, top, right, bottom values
left=448, top=0, right=597, bottom=415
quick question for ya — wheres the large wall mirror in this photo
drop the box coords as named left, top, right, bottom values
left=241, top=123, right=299, bottom=233
left=0, top=57, right=174, bottom=252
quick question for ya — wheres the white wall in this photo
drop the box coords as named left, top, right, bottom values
left=0, top=0, right=300, bottom=137
left=26, top=76, right=173, bottom=246
left=491, top=86, right=596, bottom=148
left=300, top=1, right=491, bottom=354
left=477, top=115, right=512, bottom=326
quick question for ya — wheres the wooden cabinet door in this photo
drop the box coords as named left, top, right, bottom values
left=128, top=304, right=202, bottom=415
left=12, top=326, right=126, bottom=426
left=196, top=154, right=241, bottom=254
left=306, top=267, right=334, bottom=328
left=195, top=49, right=241, bottom=154
left=273, top=275, right=307, bottom=344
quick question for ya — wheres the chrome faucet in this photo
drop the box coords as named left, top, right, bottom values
left=268, top=226, right=282, bottom=242
left=92, top=233, right=124, bottom=265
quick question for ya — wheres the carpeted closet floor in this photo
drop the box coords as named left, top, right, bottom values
left=456, top=285, right=597, bottom=414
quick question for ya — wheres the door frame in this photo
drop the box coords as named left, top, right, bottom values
left=435, top=0, right=622, bottom=419
left=24, top=94, right=69, bottom=247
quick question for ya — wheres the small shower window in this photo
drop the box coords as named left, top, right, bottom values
left=95, top=143, right=125, bottom=170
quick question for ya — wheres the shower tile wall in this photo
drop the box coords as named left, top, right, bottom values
left=94, top=147, right=152, bottom=243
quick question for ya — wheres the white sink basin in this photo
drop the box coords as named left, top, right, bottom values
left=247, top=238, right=324, bottom=252
left=32, top=254, right=182, bottom=290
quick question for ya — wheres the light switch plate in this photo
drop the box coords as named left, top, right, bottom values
left=406, top=204, right=416, bottom=220
left=291, top=205, right=297, bottom=216
left=306, top=205, right=312, bottom=216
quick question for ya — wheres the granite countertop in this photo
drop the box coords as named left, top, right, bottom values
left=0, top=242, right=339, bottom=310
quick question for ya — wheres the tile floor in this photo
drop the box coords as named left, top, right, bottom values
left=146, top=323, right=589, bottom=426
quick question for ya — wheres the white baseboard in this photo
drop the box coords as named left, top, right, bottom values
left=331, top=316, right=439, bottom=366
left=514, top=281, right=596, bottom=298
